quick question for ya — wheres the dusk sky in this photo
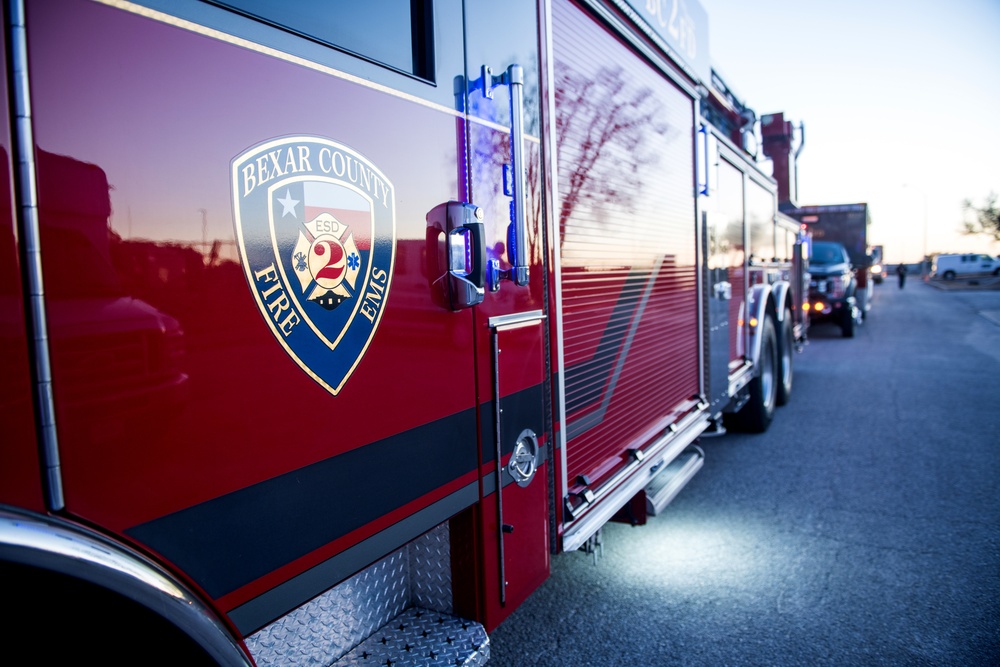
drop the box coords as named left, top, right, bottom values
left=700, top=0, right=1000, bottom=262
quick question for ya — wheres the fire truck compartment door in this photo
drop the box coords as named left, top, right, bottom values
left=487, top=313, right=548, bottom=613
left=459, top=0, right=551, bottom=629
left=704, top=210, right=733, bottom=415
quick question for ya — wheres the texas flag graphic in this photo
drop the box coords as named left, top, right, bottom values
left=288, top=182, right=372, bottom=310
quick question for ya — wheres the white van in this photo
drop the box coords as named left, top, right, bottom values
left=931, top=253, right=1000, bottom=280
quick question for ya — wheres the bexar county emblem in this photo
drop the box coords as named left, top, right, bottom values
left=231, top=136, right=396, bottom=394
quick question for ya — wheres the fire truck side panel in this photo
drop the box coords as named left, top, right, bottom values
left=719, top=158, right=749, bottom=372
left=25, top=0, right=485, bottom=626
left=700, top=120, right=798, bottom=434
left=747, top=178, right=777, bottom=269
left=461, top=461, right=550, bottom=633
left=702, top=153, right=748, bottom=411
left=454, top=337, right=549, bottom=635
left=776, top=212, right=810, bottom=343
left=746, top=175, right=781, bottom=295
left=552, top=0, right=700, bottom=501
left=453, top=320, right=550, bottom=633
left=0, top=16, right=45, bottom=511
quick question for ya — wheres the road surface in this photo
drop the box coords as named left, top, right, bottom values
left=487, top=280, right=1000, bottom=666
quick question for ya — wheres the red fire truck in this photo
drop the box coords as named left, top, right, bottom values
left=1, top=1, right=807, bottom=664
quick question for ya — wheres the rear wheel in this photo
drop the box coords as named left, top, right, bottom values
left=776, top=312, right=794, bottom=406
left=6, top=562, right=221, bottom=666
left=726, top=315, right=778, bottom=433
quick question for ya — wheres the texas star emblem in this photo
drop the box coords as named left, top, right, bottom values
left=231, top=136, right=396, bottom=394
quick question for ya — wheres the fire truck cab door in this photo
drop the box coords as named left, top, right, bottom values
left=456, top=1, right=551, bottom=629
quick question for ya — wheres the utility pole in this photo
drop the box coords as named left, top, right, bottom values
left=903, top=184, right=928, bottom=274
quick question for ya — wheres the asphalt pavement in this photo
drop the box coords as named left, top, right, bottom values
left=487, top=279, right=1000, bottom=666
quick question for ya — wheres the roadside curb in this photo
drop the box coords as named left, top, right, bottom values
left=924, top=276, right=1000, bottom=291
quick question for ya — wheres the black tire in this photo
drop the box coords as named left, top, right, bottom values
left=6, top=562, right=221, bottom=666
left=841, top=308, right=856, bottom=338
left=726, top=315, right=778, bottom=433
left=943, top=270, right=956, bottom=281
left=776, top=312, right=794, bottom=406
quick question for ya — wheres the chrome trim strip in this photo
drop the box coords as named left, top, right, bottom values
left=561, top=408, right=709, bottom=553
left=538, top=0, right=571, bottom=533
left=741, top=170, right=751, bottom=363
left=694, top=100, right=707, bottom=406
left=728, top=363, right=753, bottom=396
left=488, top=309, right=545, bottom=330
left=9, top=0, right=63, bottom=510
left=537, top=0, right=566, bottom=553
left=491, top=328, right=507, bottom=605
left=772, top=281, right=791, bottom=321
left=747, top=283, right=773, bottom=368
left=646, top=444, right=705, bottom=515
left=0, top=506, right=251, bottom=665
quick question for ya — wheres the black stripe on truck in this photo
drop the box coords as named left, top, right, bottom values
left=126, top=383, right=544, bottom=632
left=127, top=407, right=479, bottom=602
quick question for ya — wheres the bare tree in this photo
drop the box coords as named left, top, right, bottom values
left=555, top=64, right=670, bottom=243
left=961, top=192, right=1000, bottom=242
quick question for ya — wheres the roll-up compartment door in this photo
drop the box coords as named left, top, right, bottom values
left=552, top=0, right=699, bottom=495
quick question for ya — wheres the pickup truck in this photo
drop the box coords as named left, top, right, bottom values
left=806, top=241, right=861, bottom=338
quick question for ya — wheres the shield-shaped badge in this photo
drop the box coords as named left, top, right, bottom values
left=231, top=136, right=396, bottom=394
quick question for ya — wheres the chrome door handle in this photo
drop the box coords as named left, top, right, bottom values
left=447, top=201, right=486, bottom=309
left=476, top=64, right=529, bottom=290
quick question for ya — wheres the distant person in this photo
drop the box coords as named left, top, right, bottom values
left=896, top=263, right=907, bottom=289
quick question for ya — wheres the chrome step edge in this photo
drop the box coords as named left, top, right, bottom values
left=645, top=445, right=705, bottom=516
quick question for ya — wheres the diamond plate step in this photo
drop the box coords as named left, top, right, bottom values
left=333, top=607, right=489, bottom=667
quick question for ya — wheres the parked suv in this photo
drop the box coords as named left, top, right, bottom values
left=931, top=253, right=1000, bottom=281
left=806, top=241, right=860, bottom=338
